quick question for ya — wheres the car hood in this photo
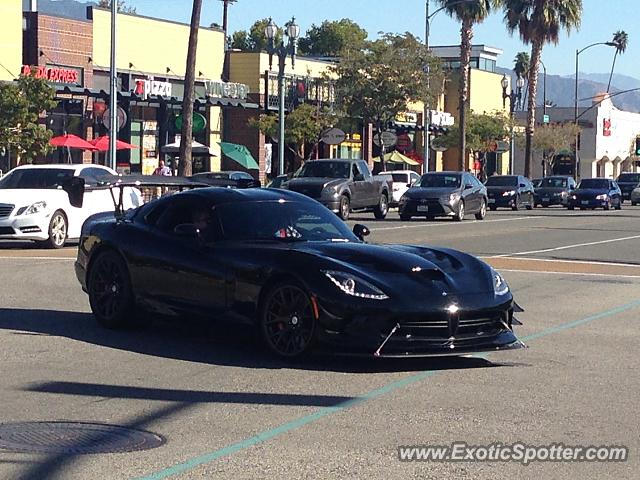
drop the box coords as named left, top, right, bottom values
left=486, top=185, right=517, bottom=193
left=286, top=177, right=344, bottom=189
left=535, top=187, right=567, bottom=194
left=574, top=188, right=608, bottom=195
left=0, top=188, right=69, bottom=208
left=293, top=241, right=497, bottom=301
left=403, top=187, right=459, bottom=199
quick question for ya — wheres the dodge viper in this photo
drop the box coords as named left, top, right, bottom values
left=75, top=182, right=525, bottom=358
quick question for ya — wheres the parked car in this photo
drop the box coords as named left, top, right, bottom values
left=284, top=159, right=390, bottom=221
left=191, top=171, right=260, bottom=189
left=75, top=184, right=525, bottom=359
left=630, top=185, right=640, bottom=205
left=0, top=164, right=141, bottom=248
left=266, top=174, right=291, bottom=189
left=377, top=170, right=421, bottom=206
left=531, top=178, right=543, bottom=189
left=533, top=176, right=576, bottom=207
left=567, top=178, right=622, bottom=210
left=398, top=171, right=487, bottom=221
left=485, top=175, right=535, bottom=211
left=615, top=172, right=640, bottom=203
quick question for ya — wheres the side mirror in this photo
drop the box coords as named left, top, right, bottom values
left=519, top=183, right=526, bottom=188
left=174, top=223, right=200, bottom=238
left=62, top=177, right=85, bottom=208
left=406, top=183, right=412, bottom=188
left=353, top=224, right=370, bottom=241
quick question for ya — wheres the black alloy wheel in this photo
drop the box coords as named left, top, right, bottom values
left=475, top=199, right=486, bottom=220
left=338, top=195, right=350, bottom=221
left=374, top=193, right=389, bottom=219
left=260, top=283, right=316, bottom=358
left=615, top=199, right=622, bottom=210
left=87, top=251, right=135, bottom=329
left=512, top=195, right=520, bottom=211
left=604, top=200, right=611, bottom=211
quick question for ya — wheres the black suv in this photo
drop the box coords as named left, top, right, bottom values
left=485, top=175, right=535, bottom=211
left=534, top=176, right=576, bottom=207
left=615, top=173, right=640, bottom=203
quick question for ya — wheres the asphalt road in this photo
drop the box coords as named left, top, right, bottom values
left=1, top=205, right=639, bottom=479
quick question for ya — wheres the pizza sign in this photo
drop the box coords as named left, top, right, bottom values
left=134, top=78, right=172, bottom=98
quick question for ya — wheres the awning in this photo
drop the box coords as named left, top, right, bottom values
left=219, top=142, right=259, bottom=170
left=374, top=151, right=421, bottom=166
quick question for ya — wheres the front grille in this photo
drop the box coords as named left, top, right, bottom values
left=0, top=204, right=15, bottom=218
left=288, top=185, right=324, bottom=198
left=407, top=199, right=445, bottom=215
left=0, top=226, right=15, bottom=235
left=396, top=313, right=504, bottom=339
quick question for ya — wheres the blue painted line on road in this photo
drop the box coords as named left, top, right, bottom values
left=133, top=298, right=640, bottom=480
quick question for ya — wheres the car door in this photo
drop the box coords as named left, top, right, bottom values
left=461, top=173, right=479, bottom=212
left=357, top=160, right=377, bottom=206
left=611, top=181, right=621, bottom=204
left=349, top=162, right=366, bottom=208
left=131, top=195, right=228, bottom=315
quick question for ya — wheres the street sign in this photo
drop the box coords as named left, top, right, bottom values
left=320, top=127, right=347, bottom=145
left=543, top=114, right=550, bottom=124
left=373, top=131, right=397, bottom=147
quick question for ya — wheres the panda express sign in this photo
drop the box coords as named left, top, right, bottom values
left=21, top=65, right=83, bottom=87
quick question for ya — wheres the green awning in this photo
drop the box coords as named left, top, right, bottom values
left=218, top=142, right=259, bottom=170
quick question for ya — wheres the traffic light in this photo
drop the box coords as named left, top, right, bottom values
left=635, top=137, right=640, bottom=156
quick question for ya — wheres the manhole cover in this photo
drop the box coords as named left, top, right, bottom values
left=0, top=422, right=165, bottom=454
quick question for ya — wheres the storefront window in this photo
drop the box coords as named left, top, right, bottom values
left=45, top=99, right=85, bottom=164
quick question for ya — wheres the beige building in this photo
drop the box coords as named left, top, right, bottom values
left=0, top=1, right=22, bottom=82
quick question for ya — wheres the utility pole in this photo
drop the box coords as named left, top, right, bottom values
left=108, top=0, right=117, bottom=170
left=220, top=0, right=237, bottom=47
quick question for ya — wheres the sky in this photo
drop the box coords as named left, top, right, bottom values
left=117, top=0, right=636, bottom=78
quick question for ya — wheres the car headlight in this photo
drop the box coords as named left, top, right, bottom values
left=448, top=192, right=460, bottom=203
left=570, top=194, right=577, bottom=200
left=492, top=268, right=509, bottom=296
left=17, top=201, right=47, bottom=216
left=502, top=190, right=516, bottom=197
left=596, top=194, right=609, bottom=200
left=322, top=270, right=389, bottom=300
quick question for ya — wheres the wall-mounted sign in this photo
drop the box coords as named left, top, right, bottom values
left=373, top=131, right=398, bottom=147
left=320, top=127, right=346, bottom=145
left=205, top=80, right=249, bottom=100
left=395, top=111, right=418, bottom=125
left=174, top=112, right=207, bottom=134
left=133, top=77, right=172, bottom=98
left=602, top=118, right=612, bottom=137
left=21, top=64, right=83, bottom=87
left=103, top=107, right=128, bottom=131
left=430, top=110, right=455, bottom=127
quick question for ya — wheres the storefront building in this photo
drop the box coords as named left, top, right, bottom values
left=515, top=95, right=640, bottom=179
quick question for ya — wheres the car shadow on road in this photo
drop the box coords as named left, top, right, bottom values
left=0, top=308, right=505, bottom=374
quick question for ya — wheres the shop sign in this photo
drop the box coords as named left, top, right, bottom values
left=602, top=118, right=612, bottom=137
left=21, top=64, right=83, bottom=87
left=430, top=110, right=455, bottom=126
left=134, top=77, right=172, bottom=98
left=320, top=127, right=346, bottom=145
left=205, top=80, right=249, bottom=100
left=395, top=111, right=418, bottom=125
left=373, top=131, right=397, bottom=147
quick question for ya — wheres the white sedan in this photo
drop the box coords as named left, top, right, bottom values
left=377, top=170, right=422, bottom=205
left=0, top=164, right=141, bottom=248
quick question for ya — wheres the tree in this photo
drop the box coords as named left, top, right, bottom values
left=513, top=51, right=530, bottom=107
left=97, top=0, right=137, bottom=14
left=433, top=110, right=511, bottom=178
left=298, top=19, right=367, bottom=57
left=249, top=104, right=336, bottom=172
left=436, top=0, right=499, bottom=171
left=229, top=18, right=282, bottom=52
left=503, top=0, right=583, bottom=178
left=607, top=30, right=628, bottom=93
left=178, top=0, right=203, bottom=177
left=330, top=33, right=443, bottom=171
left=518, top=122, right=581, bottom=176
left=0, top=75, right=57, bottom=167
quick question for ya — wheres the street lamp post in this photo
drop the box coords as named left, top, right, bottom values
left=108, top=0, right=117, bottom=170
left=502, top=74, right=524, bottom=175
left=423, top=0, right=479, bottom=174
left=574, top=41, right=616, bottom=178
left=265, top=17, right=299, bottom=177
left=539, top=60, right=547, bottom=117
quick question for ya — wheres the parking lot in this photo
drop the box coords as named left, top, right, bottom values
left=1, top=206, right=640, bottom=479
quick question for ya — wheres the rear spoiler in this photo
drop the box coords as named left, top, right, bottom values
left=94, top=174, right=210, bottom=219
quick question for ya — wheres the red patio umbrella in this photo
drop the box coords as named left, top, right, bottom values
left=90, top=136, right=138, bottom=152
left=49, top=134, right=97, bottom=151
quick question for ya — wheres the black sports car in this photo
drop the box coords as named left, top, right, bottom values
left=485, top=175, right=535, bottom=211
left=75, top=183, right=525, bottom=358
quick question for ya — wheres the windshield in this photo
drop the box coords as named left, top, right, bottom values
left=0, top=168, right=74, bottom=189
left=617, top=173, right=640, bottom=183
left=296, top=161, right=350, bottom=179
left=540, top=177, right=568, bottom=188
left=216, top=200, right=358, bottom=242
left=578, top=179, right=609, bottom=189
left=485, top=176, right=518, bottom=187
left=419, top=174, right=461, bottom=188
left=379, top=173, right=408, bottom=183
left=532, top=179, right=543, bottom=187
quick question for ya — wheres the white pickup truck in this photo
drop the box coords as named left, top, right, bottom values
left=0, top=164, right=141, bottom=248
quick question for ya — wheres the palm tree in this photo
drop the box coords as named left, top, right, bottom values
left=607, top=30, right=628, bottom=93
left=513, top=51, right=530, bottom=108
left=437, top=0, right=499, bottom=171
left=503, top=0, right=582, bottom=178
left=178, top=0, right=203, bottom=176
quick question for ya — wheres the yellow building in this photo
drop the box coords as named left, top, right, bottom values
left=0, top=1, right=21, bottom=82
left=89, top=7, right=239, bottom=174
left=432, top=45, right=511, bottom=175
